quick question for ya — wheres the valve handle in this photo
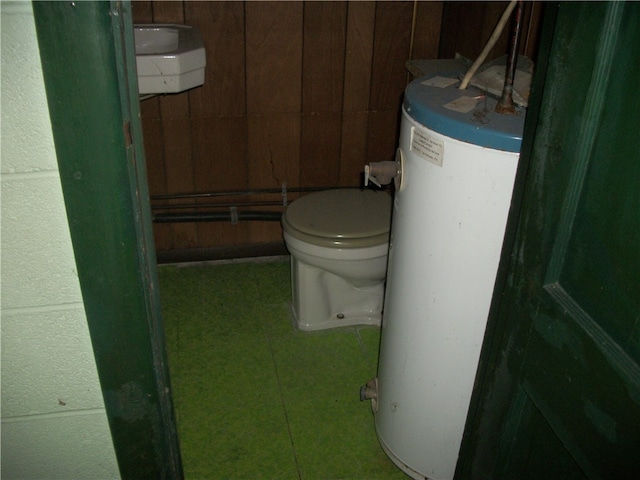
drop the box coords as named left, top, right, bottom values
left=364, top=165, right=382, bottom=187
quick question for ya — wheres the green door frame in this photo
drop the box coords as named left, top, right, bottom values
left=33, top=1, right=182, bottom=478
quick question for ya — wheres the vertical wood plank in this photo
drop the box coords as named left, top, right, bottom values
left=439, top=1, right=518, bottom=62
left=300, top=113, right=342, bottom=187
left=412, top=1, right=443, bottom=60
left=300, top=3, right=346, bottom=188
left=342, top=1, right=376, bottom=113
left=131, top=1, right=152, bottom=23
left=150, top=1, right=197, bottom=251
left=139, top=96, right=160, bottom=119
left=246, top=2, right=303, bottom=188
left=185, top=1, right=246, bottom=117
left=246, top=2, right=303, bottom=114
left=340, top=1, right=376, bottom=187
left=247, top=114, right=301, bottom=190
left=480, top=1, right=511, bottom=60
left=366, top=110, right=401, bottom=164
left=142, top=117, right=172, bottom=252
left=447, top=2, right=485, bottom=60
left=339, top=111, right=369, bottom=186
left=369, top=1, right=414, bottom=111
left=246, top=2, right=303, bottom=243
left=302, top=2, right=347, bottom=113
left=141, top=118, right=165, bottom=194
left=247, top=114, right=300, bottom=243
left=366, top=1, right=414, bottom=178
left=192, top=117, right=251, bottom=249
left=151, top=2, right=184, bottom=25
left=162, top=117, right=198, bottom=250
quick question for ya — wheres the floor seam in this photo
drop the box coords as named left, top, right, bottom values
left=265, top=330, right=303, bottom=480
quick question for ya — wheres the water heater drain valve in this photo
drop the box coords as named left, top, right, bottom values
left=360, top=377, right=379, bottom=413
left=364, top=149, right=404, bottom=190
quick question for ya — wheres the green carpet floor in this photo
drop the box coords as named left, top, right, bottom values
left=158, top=258, right=408, bottom=480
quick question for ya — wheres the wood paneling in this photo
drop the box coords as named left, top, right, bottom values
left=342, top=2, right=376, bottom=113
left=366, top=110, right=402, bottom=164
left=300, top=112, right=342, bottom=187
left=246, top=2, right=303, bottom=115
left=246, top=112, right=300, bottom=244
left=141, top=116, right=172, bottom=252
left=412, top=2, right=445, bottom=60
left=243, top=2, right=304, bottom=247
left=365, top=1, right=417, bottom=169
left=302, top=2, right=347, bottom=113
left=339, top=111, right=370, bottom=186
left=132, top=1, right=447, bottom=261
left=191, top=116, right=249, bottom=249
left=185, top=1, right=245, bottom=117
left=163, top=117, right=197, bottom=250
left=131, top=1, right=544, bottom=262
left=300, top=3, right=346, bottom=186
left=439, top=1, right=543, bottom=62
left=370, top=2, right=415, bottom=111
left=154, top=2, right=198, bottom=249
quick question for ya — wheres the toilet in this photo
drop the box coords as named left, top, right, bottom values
left=281, top=188, right=392, bottom=331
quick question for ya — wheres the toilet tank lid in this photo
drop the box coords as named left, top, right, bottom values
left=282, top=189, right=392, bottom=243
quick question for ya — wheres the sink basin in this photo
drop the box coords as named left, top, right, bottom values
left=134, top=24, right=206, bottom=95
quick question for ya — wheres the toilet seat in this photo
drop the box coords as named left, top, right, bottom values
left=282, top=189, right=392, bottom=248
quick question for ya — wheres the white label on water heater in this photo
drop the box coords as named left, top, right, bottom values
left=410, top=127, right=444, bottom=167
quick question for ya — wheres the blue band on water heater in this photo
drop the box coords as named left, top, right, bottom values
left=404, top=74, right=525, bottom=153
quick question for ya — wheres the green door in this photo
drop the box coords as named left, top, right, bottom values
left=33, top=1, right=182, bottom=477
left=456, top=2, right=640, bottom=479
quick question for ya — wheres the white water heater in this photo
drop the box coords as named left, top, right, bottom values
left=373, top=60, right=525, bottom=480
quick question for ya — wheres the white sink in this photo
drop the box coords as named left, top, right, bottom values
left=134, top=24, right=206, bottom=95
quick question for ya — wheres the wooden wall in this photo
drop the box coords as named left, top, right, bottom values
left=439, top=1, right=543, bottom=62
left=132, top=1, right=541, bottom=263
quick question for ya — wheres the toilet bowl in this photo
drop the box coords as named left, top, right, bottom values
left=281, top=189, right=392, bottom=331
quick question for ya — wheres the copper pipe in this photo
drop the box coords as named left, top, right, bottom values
left=459, top=0, right=517, bottom=90
left=496, top=1, right=524, bottom=114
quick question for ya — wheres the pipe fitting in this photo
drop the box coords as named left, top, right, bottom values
left=360, top=377, right=379, bottom=413
left=364, top=161, right=400, bottom=188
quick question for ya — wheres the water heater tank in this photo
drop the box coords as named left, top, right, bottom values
left=374, top=60, right=526, bottom=480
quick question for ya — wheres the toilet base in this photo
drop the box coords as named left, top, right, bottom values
left=289, top=303, right=382, bottom=331
left=290, top=257, right=384, bottom=331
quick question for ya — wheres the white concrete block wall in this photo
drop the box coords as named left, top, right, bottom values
left=1, top=2, right=120, bottom=478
